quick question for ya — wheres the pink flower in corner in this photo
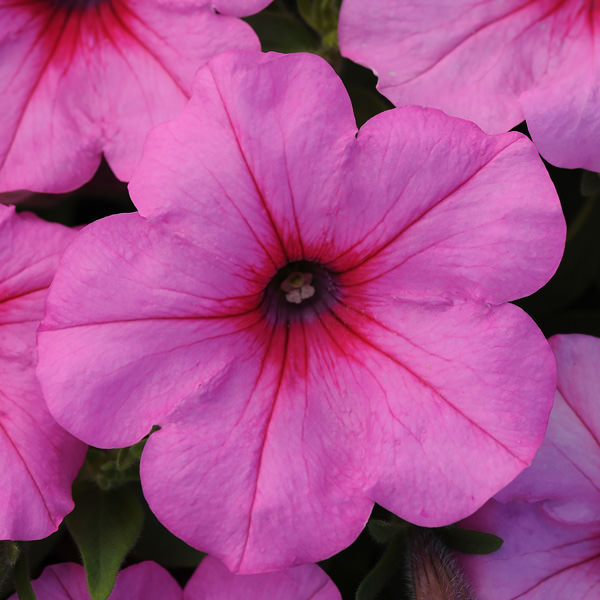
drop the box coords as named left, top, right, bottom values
left=0, top=0, right=271, bottom=193
left=9, top=562, right=182, bottom=600
left=184, top=556, right=341, bottom=599
left=37, top=51, right=565, bottom=573
left=10, top=558, right=340, bottom=599
left=338, top=1, right=600, bottom=171
left=459, top=334, right=600, bottom=599
left=0, top=205, right=86, bottom=540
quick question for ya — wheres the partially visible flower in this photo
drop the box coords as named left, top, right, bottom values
left=184, top=556, right=341, bottom=599
left=8, top=558, right=340, bottom=599
left=0, top=0, right=271, bottom=193
left=338, top=1, right=600, bottom=170
left=459, top=334, right=600, bottom=599
left=8, top=562, right=182, bottom=599
left=37, top=51, right=564, bottom=573
left=0, top=204, right=86, bottom=540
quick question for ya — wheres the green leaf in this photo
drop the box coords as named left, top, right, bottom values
left=438, top=526, right=503, bottom=555
left=296, top=0, right=340, bottom=38
left=66, top=484, right=144, bottom=600
left=367, top=519, right=409, bottom=544
left=244, top=12, right=319, bottom=53
left=13, top=553, right=36, bottom=600
left=355, top=536, right=406, bottom=600
left=0, top=541, right=20, bottom=591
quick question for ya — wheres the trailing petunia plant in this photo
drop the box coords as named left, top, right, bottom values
left=0, top=1, right=599, bottom=599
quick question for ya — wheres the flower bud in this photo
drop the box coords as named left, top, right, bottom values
left=409, top=529, right=474, bottom=600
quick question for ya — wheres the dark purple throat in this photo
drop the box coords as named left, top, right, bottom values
left=263, top=260, right=339, bottom=325
left=47, top=0, right=105, bottom=9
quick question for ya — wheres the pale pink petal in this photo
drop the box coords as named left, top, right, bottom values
left=9, top=562, right=182, bottom=600
left=141, top=317, right=374, bottom=573
left=0, top=333, right=85, bottom=540
left=0, top=1, right=265, bottom=192
left=101, top=1, right=265, bottom=180
left=339, top=0, right=596, bottom=170
left=109, top=562, right=182, bottom=600
left=141, top=300, right=554, bottom=569
left=18, top=563, right=89, bottom=600
left=130, top=51, right=356, bottom=260
left=185, top=556, right=340, bottom=600
left=327, top=107, right=564, bottom=304
left=338, top=0, right=565, bottom=131
left=521, top=25, right=600, bottom=171
left=0, top=207, right=75, bottom=303
left=0, top=5, right=100, bottom=192
left=333, top=298, right=555, bottom=526
left=459, top=334, right=600, bottom=598
left=0, top=206, right=85, bottom=540
left=496, top=335, right=600, bottom=524
left=38, top=212, right=268, bottom=447
left=460, top=500, right=600, bottom=600
left=213, top=0, right=274, bottom=15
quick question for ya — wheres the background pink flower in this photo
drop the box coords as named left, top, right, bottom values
left=9, top=558, right=340, bottom=599
left=37, top=51, right=565, bottom=573
left=0, top=0, right=271, bottom=193
left=184, top=556, right=341, bottom=599
left=338, top=0, right=600, bottom=170
left=9, top=562, right=182, bottom=600
left=460, top=334, right=600, bottom=598
left=0, top=204, right=86, bottom=540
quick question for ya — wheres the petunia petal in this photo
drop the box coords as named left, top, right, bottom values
left=129, top=50, right=356, bottom=264
left=328, top=107, right=564, bottom=304
left=0, top=5, right=102, bottom=193
left=0, top=0, right=266, bottom=192
left=184, top=556, right=341, bottom=600
left=9, top=561, right=182, bottom=600
left=521, top=23, right=600, bottom=171
left=101, top=0, right=264, bottom=180
left=458, top=334, right=600, bottom=598
left=141, top=316, right=374, bottom=573
left=0, top=206, right=85, bottom=540
left=338, top=0, right=568, bottom=131
left=460, top=500, right=600, bottom=600
left=38, top=212, right=267, bottom=447
left=331, top=297, right=556, bottom=526
left=496, top=335, right=600, bottom=524
left=213, top=0, right=276, bottom=15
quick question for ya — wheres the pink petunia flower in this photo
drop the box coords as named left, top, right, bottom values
left=184, top=556, right=341, bottom=599
left=10, top=558, right=340, bottom=599
left=338, top=0, right=600, bottom=170
left=37, top=51, right=565, bottom=572
left=0, top=0, right=271, bottom=194
left=459, top=334, right=600, bottom=598
left=9, top=562, right=182, bottom=600
left=0, top=204, right=86, bottom=540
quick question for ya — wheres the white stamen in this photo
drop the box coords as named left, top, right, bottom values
left=281, top=272, right=315, bottom=304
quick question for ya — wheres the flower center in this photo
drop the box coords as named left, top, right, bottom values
left=280, top=271, right=315, bottom=304
left=263, top=260, right=337, bottom=324
left=48, top=0, right=104, bottom=8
